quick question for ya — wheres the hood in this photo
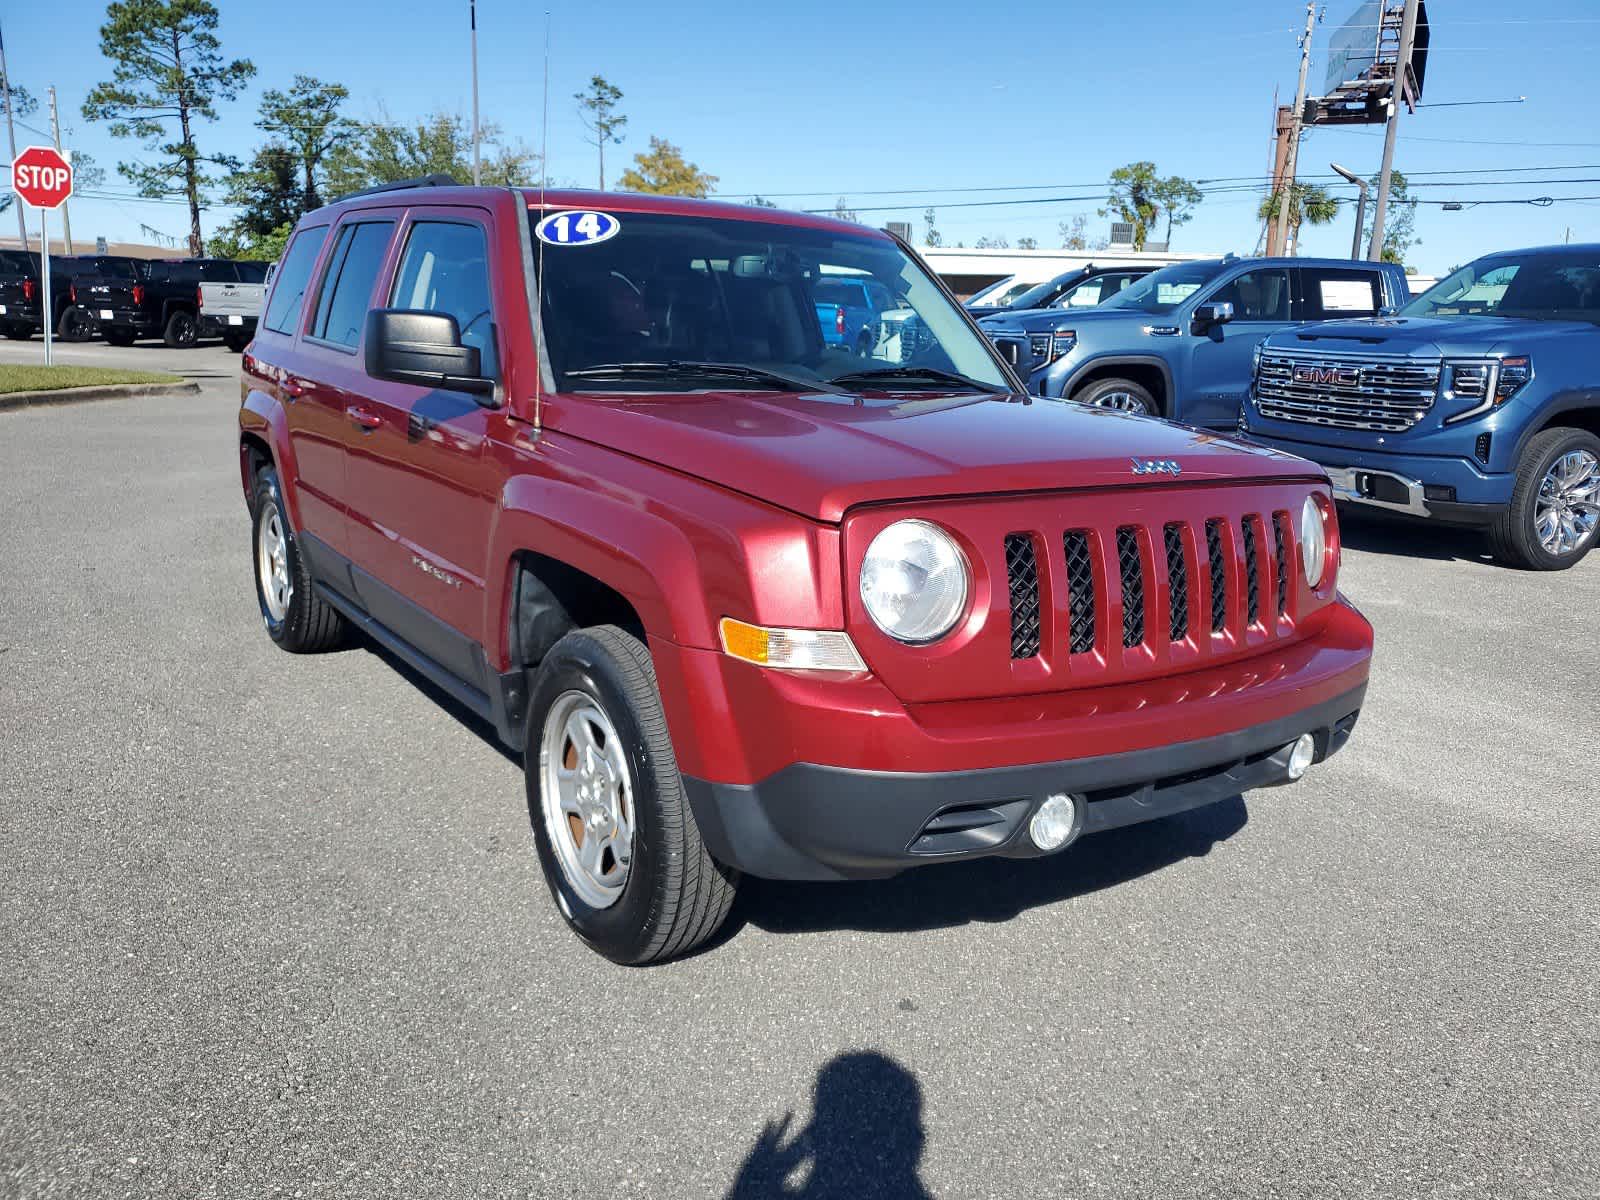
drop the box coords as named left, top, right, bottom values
left=547, top=388, right=1322, bottom=523
left=1268, top=315, right=1597, bottom=359
left=980, top=307, right=1155, bottom=334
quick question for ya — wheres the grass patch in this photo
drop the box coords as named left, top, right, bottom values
left=0, top=364, right=184, bottom=395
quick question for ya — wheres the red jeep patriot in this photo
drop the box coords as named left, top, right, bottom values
left=239, top=181, right=1372, bottom=964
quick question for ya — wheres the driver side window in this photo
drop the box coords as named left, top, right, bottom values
left=1206, top=269, right=1290, bottom=322
left=390, top=221, right=497, bottom=377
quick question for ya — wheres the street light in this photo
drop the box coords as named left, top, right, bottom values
left=1330, top=162, right=1369, bottom=261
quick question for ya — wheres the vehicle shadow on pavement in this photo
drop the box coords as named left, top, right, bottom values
left=362, top=640, right=524, bottom=767
left=1337, top=510, right=1495, bottom=564
left=726, top=1051, right=933, bottom=1199
left=730, top=797, right=1247, bottom=939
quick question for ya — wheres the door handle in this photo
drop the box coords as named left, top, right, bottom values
left=346, top=405, right=383, bottom=431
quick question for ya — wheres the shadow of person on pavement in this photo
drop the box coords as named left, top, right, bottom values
left=727, top=1052, right=932, bottom=1199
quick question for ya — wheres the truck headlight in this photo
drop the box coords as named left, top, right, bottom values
left=1444, top=356, right=1531, bottom=423
left=1050, top=329, right=1076, bottom=360
left=860, top=519, right=969, bottom=643
left=1300, top=495, right=1329, bottom=589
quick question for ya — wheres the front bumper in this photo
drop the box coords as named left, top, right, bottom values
left=684, top=684, right=1364, bottom=880
left=1242, top=428, right=1513, bottom=521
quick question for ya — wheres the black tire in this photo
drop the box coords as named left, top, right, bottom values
left=163, top=309, right=199, bottom=348
left=1487, top=426, right=1600, bottom=570
left=250, top=466, right=347, bottom=652
left=2, top=322, right=32, bottom=340
left=525, top=625, right=738, bottom=965
left=103, top=327, right=138, bottom=347
left=57, top=306, right=94, bottom=343
left=1073, top=376, right=1160, bottom=417
left=223, top=332, right=250, bottom=353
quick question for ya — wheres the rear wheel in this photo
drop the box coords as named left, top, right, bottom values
left=1073, top=376, right=1159, bottom=417
left=223, top=331, right=250, bottom=353
left=103, top=327, right=137, bottom=347
left=1489, top=427, right=1600, bottom=570
left=250, top=466, right=347, bottom=652
left=163, top=309, right=199, bottom=348
left=2, top=321, right=32, bottom=340
left=57, top=306, right=94, bottom=342
left=525, top=626, right=738, bottom=965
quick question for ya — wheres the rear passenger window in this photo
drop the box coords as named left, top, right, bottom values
left=389, top=221, right=497, bottom=376
left=1299, top=268, right=1381, bottom=320
left=235, top=262, right=269, bottom=284
left=311, top=221, right=395, bottom=348
left=263, top=226, right=329, bottom=335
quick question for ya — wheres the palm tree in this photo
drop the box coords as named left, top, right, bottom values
left=1258, top=184, right=1340, bottom=253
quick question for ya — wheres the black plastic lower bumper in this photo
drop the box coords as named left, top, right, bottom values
left=199, top=314, right=257, bottom=337
left=683, top=685, right=1365, bottom=881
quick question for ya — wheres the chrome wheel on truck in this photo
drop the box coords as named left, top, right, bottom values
left=539, top=691, right=635, bottom=909
left=1534, top=448, right=1599, bottom=557
left=1490, top=427, right=1600, bottom=570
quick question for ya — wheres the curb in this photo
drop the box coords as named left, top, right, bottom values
left=0, top=380, right=201, bottom=411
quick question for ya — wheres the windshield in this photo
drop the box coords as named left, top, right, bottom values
left=969, top=279, right=1039, bottom=309
left=1099, top=260, right=1224, bottom=314
left=1005, top=272, right=1083, bottom=311
left=533, top=209, right=1011, bottom=392
left=1402, top=250, right=1600, bottom=324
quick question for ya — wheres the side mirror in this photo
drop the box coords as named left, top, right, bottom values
left=1192, top=301, right=1235, bottom=332
left=1378, top=304, right=1398, bottom=318
left=364, top=309, right=495, bottom=399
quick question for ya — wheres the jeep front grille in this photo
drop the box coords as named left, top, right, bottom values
left=1255, top=349, right=1441, bottom=433
left=1001, top=509, right=1299, bottom=663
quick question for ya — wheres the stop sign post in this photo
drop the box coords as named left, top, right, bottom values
left=11, top=146, right=74, bottom=366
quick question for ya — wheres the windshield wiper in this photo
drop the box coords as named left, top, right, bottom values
left=564, top=360, right=846, bottom=394
left=829, top=366, right=1008, bottom=394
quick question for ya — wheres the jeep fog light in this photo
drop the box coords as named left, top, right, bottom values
left=1029, top=793, right=1082, bottom=851
left=1286, top=733, right=1316, bottom=781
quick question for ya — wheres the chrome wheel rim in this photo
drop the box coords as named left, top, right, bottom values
left=539, top=691, right=635, bottom=909
left=256, top=504, right=292, bottom=621
left=1087, top=389, right=1150, bottom=415
left=1534, top=448, right=1599, bottom=557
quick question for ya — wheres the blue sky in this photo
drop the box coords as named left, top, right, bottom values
left=7, top=0, right=1600, bottom=272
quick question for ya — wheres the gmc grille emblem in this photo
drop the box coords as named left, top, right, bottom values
left=1293, top=365, right=1361, bottom=387
left=1130, top=457, right=1182, bottom=477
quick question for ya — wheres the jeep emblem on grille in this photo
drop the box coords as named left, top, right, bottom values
left=1293, top=365, right=1361, bottom=387
left=1130, top=457, right=1182, bottom=477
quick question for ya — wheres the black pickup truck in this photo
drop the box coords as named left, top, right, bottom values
left=0, top=249, right=42, bottom=339
left=97, top=257, right=265, bottom=348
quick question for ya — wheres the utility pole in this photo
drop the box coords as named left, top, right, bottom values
left=1369, top=0, right=1421, bottom=260
left=1273, top=2, right=1321, bottom=258
left=47, top=86, right=71, bottom=254
left=469, top=0, right=482, bottom=185
left=0, top=21, right=25, bottom=246
left=1266, top=102, right=1295, bottom=255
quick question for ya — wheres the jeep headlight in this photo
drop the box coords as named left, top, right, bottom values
left=1300, top=495, right=1330, bottom=589
left=860, top=519, right=969, bottom=643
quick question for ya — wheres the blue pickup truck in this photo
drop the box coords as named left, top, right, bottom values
left=814, top=274, right=897, bottom=351
left=980, top=255, right=1411, bottom=429
left=1242, top=243, right=1600, bottom=570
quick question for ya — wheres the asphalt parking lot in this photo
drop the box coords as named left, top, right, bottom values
left=2, top=341, right=1596, bottom=1199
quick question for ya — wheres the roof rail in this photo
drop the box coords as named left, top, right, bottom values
left=334, top=173, right=461, bottom=203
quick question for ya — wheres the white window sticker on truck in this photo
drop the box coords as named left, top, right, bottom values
left=535, top=210, right=621, bottom=247
left=1320, top=279, right=1376, bottom=312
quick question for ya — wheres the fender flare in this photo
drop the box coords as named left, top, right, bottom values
left=484, top=475, right=715, bottom=668
left=1510, top=388, right=1600, bottom=463
left=1055, top=354, right=1176, bottom=407
left=237, top=389, right=304, bottom=527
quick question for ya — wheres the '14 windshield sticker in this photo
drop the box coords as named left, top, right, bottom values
left=535, top=210, right=621, bottom=246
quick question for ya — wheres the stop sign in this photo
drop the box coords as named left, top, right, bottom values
left=11, top=145, right=73, bottom=209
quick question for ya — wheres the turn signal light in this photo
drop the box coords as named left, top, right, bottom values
left=718, top=617, right=866, bottom=674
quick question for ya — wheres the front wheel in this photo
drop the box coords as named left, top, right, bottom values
left=163, top=309, right=199, bottom=348
left=1073, top=376, right=1159, bottom=417
left=103, top=327, right=138, bottom=347
left=1488, top=427, right=1600, bottom=570
left=2, top=321, right=32, bottom=340
left=525, top=626, right=738, bottom=965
